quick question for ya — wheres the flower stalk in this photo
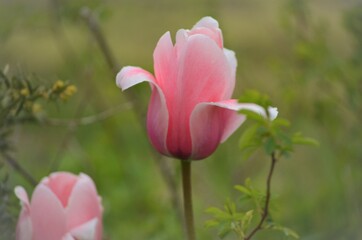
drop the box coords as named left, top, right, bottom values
left=181, top=160, right=196, bottom=240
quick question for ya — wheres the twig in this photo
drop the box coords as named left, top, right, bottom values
left=80, top=7, right=119, bottom=75
left=1, top=152, right=37, bottom=187
left=44, top=102, right=132, bottom=128
left=245, top=152, right=277, bottom=240
left=79, top=7, right=183, bottom=223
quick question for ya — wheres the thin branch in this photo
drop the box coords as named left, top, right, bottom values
left=79, top=7, right=183, bottom=223
left=80, top=7, right=119, bottom=75
left=1, top=152, right=37, bottom=187
left=44, top=102, right=132, bottom=128
left=245, top=152, right=277, bottom=240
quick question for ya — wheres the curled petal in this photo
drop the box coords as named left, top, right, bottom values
left=190, top=100, right=247, bottom=159
left=14, top=186, right=30, bottom=210
left=268, top=107, right=278, bottom=120
left=15, top=186, right=32, bottom=240
left=116, top=66, right=170, bottom=155
left=116, top=66, right=156, bottom=91
left=190, top=101, right=277, bottom=159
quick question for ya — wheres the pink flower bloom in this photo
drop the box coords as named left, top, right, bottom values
left=116, top=17, right=277, bottom=160
left=15, top=172, right=103, bottom=240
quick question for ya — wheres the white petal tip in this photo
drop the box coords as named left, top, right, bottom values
left=14, top=186, right=30, bottom=206
left=194, top=16, right=219, bottom=29
left=115, top=66, right=155, bottom=91
left=268, top=107, right=278, bottom=120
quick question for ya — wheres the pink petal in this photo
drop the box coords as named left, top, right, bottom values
left=15, top=210, right=32, bottom=240
left=116, top=66, right=156, bottom=91
left=41, top=172, right=78, bottom=208
left=193, top=16, right=219, bottom=29
left=15, top=186, right=33, bottom=240
left=116, top=66, right=170, bottom=155
left=69, top=218, right=98, bottom=240
left=30, top=184, right=66, bottom=240
left=165, top=35, right=232, bottom=158
left=153, top=31, right=177, bottom=90
left=62, top=234, right=75, bottom=240
left=146, top=85, right=170, bottom=156
left=66, top=173, right=102, bottom=240
left=14, top=186, right=30, bottom=209
left=191, top=17, right=223, bottom=48
left=189, top=100, right=246, bottom=159
left=223, top=48, right=237, bottom=99
left=190, top=101, right=275, bottom=159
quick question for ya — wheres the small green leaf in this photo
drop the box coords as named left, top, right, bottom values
left=239, top=109, right=267, bottom=124
left=271, top=118, right=290, bottom=128
left=239, top=90, right=272, bottom=108
left=264, top=137, right=277, bottom=155
left=204, top=219, right=219, bottom=228
left=292, top=132, right=319, bottom=146
left=234, top=185, right=252, bottom=196
left=218, top=223, right=233, bottom=239
left=241, top=210, right=254, bottom=232
left=266, top=223, right=300, bottom=239
left=239, top=124, right=262, bottom=159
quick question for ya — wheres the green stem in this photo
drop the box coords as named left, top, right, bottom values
left=245, top=152, right=277, bottom=240
left=181, top=160, right=195, bottom=240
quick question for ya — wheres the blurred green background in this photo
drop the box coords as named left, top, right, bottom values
left=0, top=0, right=361, bottom=239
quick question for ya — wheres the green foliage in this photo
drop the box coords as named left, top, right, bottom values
left=206, top=178, right=299, bottom=240
left=239, top=90, right=318, bottom=160
left=0, top=66, right=77, bottom=151
left=0, top=163, right=15, bottom=240
left=206, top=91, right=316, bottom=239
left=205, top=199, right=254, bottom=239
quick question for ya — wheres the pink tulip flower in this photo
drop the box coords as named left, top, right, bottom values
left=15, top=172, right=103, bottom=240
left=116, top=17, right=277, bottom=160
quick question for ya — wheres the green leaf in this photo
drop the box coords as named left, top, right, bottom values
left=204, top=219, right=219, bottom=228
left=292, top=132, right=319, bottom=146
left=271, top=118, right=290, bottom=128
left=239, top=90, right=272, bottom=108
left=205, top=207, right=230, bottom=219
left=234, top=185, right=252, bottom=196
left=264, top=137, right=277, bottom=155
left=218, top=223, right=233, bottom=239
left=239, top=124, right=262, bottom=159
left=267, top=223, right=300, bottom=239
left=239, top=109, right=267, bottom=124
left=241, top=210, right=254, bottom=232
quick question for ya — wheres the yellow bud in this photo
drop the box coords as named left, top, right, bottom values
left=65, top=85, right=77, bottom=96
left=20, top=88, right=30, bottom=97
left=53, top=80, right=65, bottom=90
left=42, top=92, right=49, bottom=99
left=32, top=103, right=42, bottom=114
